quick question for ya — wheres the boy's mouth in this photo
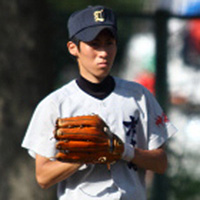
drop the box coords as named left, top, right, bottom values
left=98, top=61, right=109, bottom=67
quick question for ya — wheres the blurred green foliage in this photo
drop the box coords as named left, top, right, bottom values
left=47, top=0, right=143, bottom=13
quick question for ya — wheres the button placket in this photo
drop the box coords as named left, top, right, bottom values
left=97, top=101, right=107, bottom=120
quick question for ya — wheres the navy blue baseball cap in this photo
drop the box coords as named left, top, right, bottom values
left=67, top=5, right=117, bottom=42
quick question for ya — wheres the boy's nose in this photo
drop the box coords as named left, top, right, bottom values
left=99, top=48, right=108, bottom=58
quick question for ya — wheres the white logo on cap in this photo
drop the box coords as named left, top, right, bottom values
left=94, top=9, right=104, bottom=22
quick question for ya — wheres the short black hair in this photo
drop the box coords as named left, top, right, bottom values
left=71, top=36, right=80, bottom=49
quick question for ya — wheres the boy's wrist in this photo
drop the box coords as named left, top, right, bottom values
left=122, top=143, right=135, bottom=162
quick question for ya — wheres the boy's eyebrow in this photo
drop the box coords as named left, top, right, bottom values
left=89, top=38, right=115, bottom=44
left=94, top=35, right=115, bottom=41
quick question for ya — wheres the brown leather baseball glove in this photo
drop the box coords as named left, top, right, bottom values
left=54, top=114, right=124, bottom=164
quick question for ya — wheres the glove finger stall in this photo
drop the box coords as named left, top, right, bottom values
left=56, top=140, right=111, bottom=152
left=56, top=115, right=107, bottom=129
left=54, top=127, right=107, bottom=141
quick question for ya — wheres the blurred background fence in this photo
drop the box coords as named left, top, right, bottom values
left=1, top=0, right=200, bottom=199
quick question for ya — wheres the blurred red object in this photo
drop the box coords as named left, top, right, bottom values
left=134, top=71, right=155, bottom=95
left=189, top=19, right=200, bottom=52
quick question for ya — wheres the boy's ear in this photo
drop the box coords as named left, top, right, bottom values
left=67, top=41, right=79, bottom=57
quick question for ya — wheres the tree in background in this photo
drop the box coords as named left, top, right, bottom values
left=0, top=0, right=56, bottom=199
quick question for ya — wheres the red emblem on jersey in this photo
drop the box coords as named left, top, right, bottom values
left=155, top=112, right=169, bottom=126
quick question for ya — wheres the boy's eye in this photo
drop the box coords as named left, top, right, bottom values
left=90, top=42, right=99, bottom=46
left=90, top=40, right=115, bottom=47
left=107, top=40, right=115, bottom=45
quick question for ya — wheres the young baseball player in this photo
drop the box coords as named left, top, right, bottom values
left=22, top=5, right=177, bottom=200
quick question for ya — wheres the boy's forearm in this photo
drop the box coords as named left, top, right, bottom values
left=36, top=155, right=81, bottom=189
left=131, top=146, right=168, bottom=174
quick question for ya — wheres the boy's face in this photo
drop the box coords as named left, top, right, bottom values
left=69, top=29, right=117, bottom=83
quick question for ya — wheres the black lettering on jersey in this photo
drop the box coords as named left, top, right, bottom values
left=123, top=116, right=139, bottom=170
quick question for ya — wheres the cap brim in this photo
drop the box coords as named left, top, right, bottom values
left=75, top=26, right=117, bottom=42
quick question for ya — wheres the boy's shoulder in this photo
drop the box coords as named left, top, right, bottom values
left=41, top=79, right=78, bottom=104
left=114, top=77, right=146, bottom=93
left=113, top=76, right=154, bottom=100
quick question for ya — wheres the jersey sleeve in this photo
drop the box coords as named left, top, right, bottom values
left=21, top=97, right=59, bottom=159
left=145, top=89, right=177, bottom=150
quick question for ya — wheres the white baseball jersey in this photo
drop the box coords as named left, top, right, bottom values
left=22, top=76, right=177, bottom=200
